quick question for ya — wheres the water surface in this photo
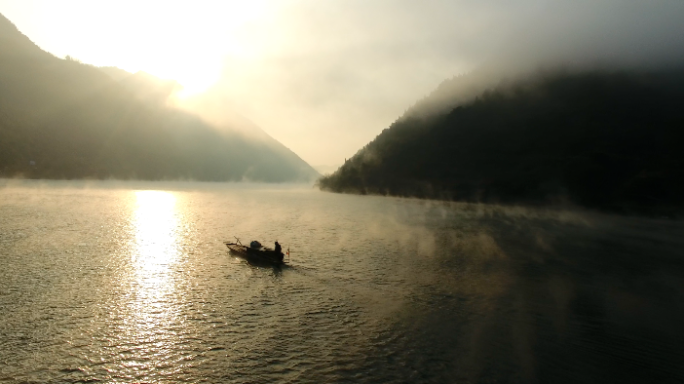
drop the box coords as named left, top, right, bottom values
left=1, top=180, right=683, bottom=383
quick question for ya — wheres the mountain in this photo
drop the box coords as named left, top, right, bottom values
left=318, top=68, right=684, bottom=215
left=0, top=14, right=319, bottom=182
left=99, top=66, right=134, bottom=82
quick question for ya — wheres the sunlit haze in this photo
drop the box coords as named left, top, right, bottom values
left=0, top=1, right=268, bottom=94
left=1, top=0, right=683, bottom=169
left=2, top=0, right=684, bottom=379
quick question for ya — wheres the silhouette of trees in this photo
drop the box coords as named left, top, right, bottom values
left=319, top=69, right=684, bottom=215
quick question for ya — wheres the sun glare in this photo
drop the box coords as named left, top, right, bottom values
left=121, top=190, right=183, bottom=362
left=133, top=190, right=179, bottom=275
left=170, top=60, right=223, bottom=98
left=5, top=0, right=273, bottom=97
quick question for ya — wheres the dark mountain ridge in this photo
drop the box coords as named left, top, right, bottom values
left=0, top=14, right=319, bottom=182
left=318, top=68, right=684, bottom=215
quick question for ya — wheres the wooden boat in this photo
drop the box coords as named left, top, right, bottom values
left=224, top=241, right=284, bottom=265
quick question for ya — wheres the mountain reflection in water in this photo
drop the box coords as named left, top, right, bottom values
left=0, top=180, right=683, bottom=383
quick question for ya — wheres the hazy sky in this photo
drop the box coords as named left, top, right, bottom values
left=1, top=0, right=683, bottom=169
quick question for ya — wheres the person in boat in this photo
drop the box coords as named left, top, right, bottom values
left=274, top=241, right=281, bottom=254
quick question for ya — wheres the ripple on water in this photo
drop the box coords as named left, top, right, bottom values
left=1, top=182, right=683, bottom=383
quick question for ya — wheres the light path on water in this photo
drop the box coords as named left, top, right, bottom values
left=1, top=180, right=683, bottom=383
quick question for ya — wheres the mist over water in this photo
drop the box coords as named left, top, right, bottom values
left=1, top=180, right=683, bottom=383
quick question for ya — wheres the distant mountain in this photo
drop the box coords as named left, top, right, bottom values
left=318, top=68, right=684, bottom=215
left=99, top=66, right=133, bottom=82
left=0, top=13, right=319, bottom=182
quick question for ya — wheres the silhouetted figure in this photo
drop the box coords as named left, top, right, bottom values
left=274, top=241, right=281, bottom=254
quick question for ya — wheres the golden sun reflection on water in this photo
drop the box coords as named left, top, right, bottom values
left=133, top=191, right=180, bottom=275
left=128, top=191, right=181, bottom=333
left=102, top=190, right=192, bottom=376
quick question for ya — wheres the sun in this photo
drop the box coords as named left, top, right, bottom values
left=149, top=58, right=223, bottom=98
left=131, top=1, right=268, bottom=97
left=5, top=0, right=273, bottom=97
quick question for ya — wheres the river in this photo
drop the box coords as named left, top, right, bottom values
left=1, top=180, right=683, bottom=383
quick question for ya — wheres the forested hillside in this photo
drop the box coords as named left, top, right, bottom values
left=0, top=14, right=318, bottom=182
left=318, top=69, right=684, bottom=214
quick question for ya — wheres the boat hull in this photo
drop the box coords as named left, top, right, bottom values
left=225, top=242, right=284, bottom=265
